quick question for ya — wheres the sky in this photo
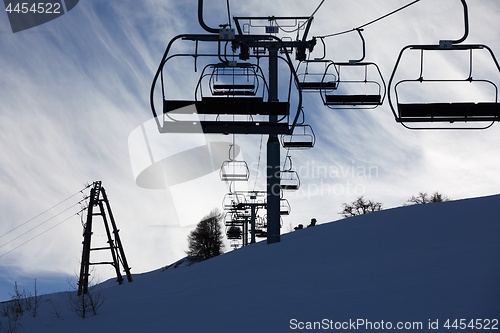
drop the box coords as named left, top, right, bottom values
left=0, top=0, right=499, bottom=301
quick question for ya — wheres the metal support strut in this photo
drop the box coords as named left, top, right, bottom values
left=267, top=44, right=281, bottom=244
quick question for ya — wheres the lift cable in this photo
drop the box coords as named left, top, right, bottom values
left=282, top=149, right=292, bottom=171
left=310, top=0, right=326, bottom=18
left=316, top=0, right=421, bottom=39
left=0, top=184, right=91, bottom=240
left=226, top=0, right=232, bottom=28
left=252, top=134, right=264, bottom=192
left=275, top=0, right=326, bottom=34
left=0, top=207, right=85, bottom=258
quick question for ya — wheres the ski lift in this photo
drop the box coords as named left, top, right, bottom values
left=321, top=62, right=385, bottom=108
left=208, top=62, right=259, bottom=97
left=222, top=192, right=247, bottom=210
left=255, top=215, right=267, bottom=238
left=220, top=160, right=250, bottom=181
left=224, top=211, right=247, bottom=226
left=296, top=59, right=337, bottom=92
left=389, top=45, right=499, bottom=128
left=280, top=156, right=300, bottom=191
left=280, top=171, right=300, bottom=191
left=388, top=0, right=500, bottom=128
left=321, top=29, right=386, bottom=109
left=151, top=34, right=299, bottom=135
left=257, top=215, right=282, bottom=238
left=280, top=198, right=291, bottom=215
left=226, top=225, right=242, bottom=240
left=220, top=145, right=250, bottom=181
left=281, top=124, right=316, bottom=149
left=223, top=212, right=234, bottom=226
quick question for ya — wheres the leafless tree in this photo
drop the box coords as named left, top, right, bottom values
left=406, top=192, right=449, bottom=205
left=340, top=196, right=383, bottom=218
left=187, top=209, right=224, bottom=260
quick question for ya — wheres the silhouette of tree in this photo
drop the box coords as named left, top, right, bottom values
left=340, top=196, right=382, bottom=218
left=187, top=209, right=224, bottom=260
left=406, top=192, right=449, bottom=205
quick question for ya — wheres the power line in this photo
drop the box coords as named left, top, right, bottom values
left=0, top=208, right=83, bottom=258
left=0, top=184, right=90, bottom=240
left=317, top=0, right=421, bottom=39
left=0, top=202, right=81, bottom=250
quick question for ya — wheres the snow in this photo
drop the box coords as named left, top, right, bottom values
left=3, top=195, right=499, bottom=332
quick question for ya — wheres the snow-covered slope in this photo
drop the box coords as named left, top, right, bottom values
left=5, top=195, right=500, bottom=333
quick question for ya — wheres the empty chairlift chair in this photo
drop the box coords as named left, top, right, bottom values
left=255, top=216, right=267, bottom=238
left=280, top=156, right=300, bottom=191
left=222, top=192, right=247, bottom=210
left=388, top=0, right=500, bottom=128
left=296, top=59, right=337, bottom=92
left=220, top=160, right=250, bottom=181
left=280, top=198, right=291, bottom=215
left=167, top=61, right=290, bottom=134
left=220, top=144, right=250, bottom=181
left=280, top=124, right=316, bottom=149
left=255, top=215, right=282, bottom=238
left=150, top=34, right=294, bottom=135
left=280, top=170, right=300, bottom=191
left=388, top=43, right=500, bottom=128
left=321, top=61, right=386, bottom=109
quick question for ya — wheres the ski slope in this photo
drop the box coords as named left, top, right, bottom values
left=4, top=195, right=499, bottom=332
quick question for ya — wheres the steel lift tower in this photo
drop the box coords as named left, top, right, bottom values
left=150, top=0, right=316, bottom=244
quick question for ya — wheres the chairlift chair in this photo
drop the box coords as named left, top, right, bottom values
left=255, top=216, right=268, bottom=238
left=208, top=62, right=260, bottom=97
left=220, top=144, right=250, bottom=181
left=222, top=192, right=247, bottom=210
left=321, top=61, right=386, bottom=109
left=388, top=44, right=500, bottom=128
left=151, top=34, right=298, bottom=135
left=281, top=124, right=316, bottom=149
left=220, top=160, right=250, bottom=181
left=226, top=225, right=243, bottom=240
left=224, top=211, right=246, bottom=226
left=387, top=0, right=500, bottom=129
left=280, top=170, right=300, bottom=191
left=280, top=198, right=291, bottom=215
left=255, top=229, right=267, bottom=238
left=296, top=60, right=337, bottom=92
left=280, top=155, right=300, bottom=191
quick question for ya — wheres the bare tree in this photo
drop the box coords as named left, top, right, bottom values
left=406, top=192, right=449, bottom=205
left=187, top=209, right=224, bottom=260
left=68, top=271, right=104, bottom=319
left=1, top=280, right=41, bottom=333
left=340, top=196, right=383, bottom=218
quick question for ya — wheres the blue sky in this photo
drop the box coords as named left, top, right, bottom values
left=1, top=0, right=499, bottom=300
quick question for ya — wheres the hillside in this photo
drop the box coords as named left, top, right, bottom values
left=3, top=195, right=499, bottom=333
